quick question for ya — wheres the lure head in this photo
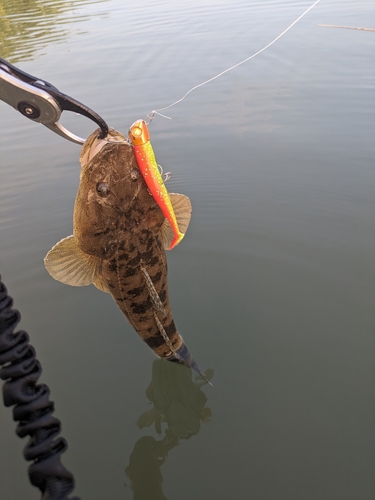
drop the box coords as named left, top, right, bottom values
left=128, top=119, right=150, bottom=146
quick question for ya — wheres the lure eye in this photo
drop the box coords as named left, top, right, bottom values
left=130, top=168, right=139, bottom=180
left=131, top=126, right=142, bottom=137
left=96, top=182, right=110, bottom=196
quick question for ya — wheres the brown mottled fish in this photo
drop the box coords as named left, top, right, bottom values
left=44, top=128, right=204, bottom=374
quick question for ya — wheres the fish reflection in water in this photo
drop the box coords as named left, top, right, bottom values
left=125, top=359, right=213, bottom=499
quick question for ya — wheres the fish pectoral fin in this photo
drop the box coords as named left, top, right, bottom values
left=161, top=193, right=192, bottom=250
left=44, top=235, right=102, bottom=287
left=160, top=220, right=174, bottom=251
left=142, top=267, right=167, bottom=315
left=169, top=193, right=192, bottom=234
left=93, top=275, right=110, bottom=293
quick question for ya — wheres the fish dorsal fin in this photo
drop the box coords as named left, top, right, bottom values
left=44, top=235, right=102, bottom=287
left=142, top=267, right=166, bottom=315
left=161, top=193, right=192, bottom=250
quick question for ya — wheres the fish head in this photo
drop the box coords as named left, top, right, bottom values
left=74, top=131, right=164, bottom=258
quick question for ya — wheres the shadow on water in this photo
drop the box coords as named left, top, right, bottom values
left=0, top=0, right=109, bottom=63
left=125, top=359, right=213, bottom=500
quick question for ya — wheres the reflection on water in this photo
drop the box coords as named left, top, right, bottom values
left=0, top=0, right=109, bottom=63
left=125, top=359, right=213, bottom=499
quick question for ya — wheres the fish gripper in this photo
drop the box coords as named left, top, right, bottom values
left=0, top=276, right=80, bottom=500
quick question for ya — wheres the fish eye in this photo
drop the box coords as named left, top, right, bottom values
left=96, top=182, right=110, bottom=196
left=131, top=168, right=139, bottom=180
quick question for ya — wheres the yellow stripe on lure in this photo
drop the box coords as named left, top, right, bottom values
left=129, top=119, right=185, bottom=250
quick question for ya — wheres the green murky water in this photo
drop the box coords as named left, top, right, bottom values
left=1, top=1, right=374, bottom=498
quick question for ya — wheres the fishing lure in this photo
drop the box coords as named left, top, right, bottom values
left=129, top=119, right=185, bottom=250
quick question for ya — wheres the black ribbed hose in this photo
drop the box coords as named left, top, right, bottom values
left=0, top=276, right=80, bottom=500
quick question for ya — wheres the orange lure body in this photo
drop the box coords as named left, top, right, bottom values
left=129, top=120, right=184, bottom=250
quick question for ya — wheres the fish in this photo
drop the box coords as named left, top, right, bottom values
left=128, top=120, right=185, bottom=250
left=44, top=128, right=202, bottom=370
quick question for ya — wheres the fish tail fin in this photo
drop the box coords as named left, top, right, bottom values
left=166, top=343, right=213, bottom=387
left=169, top=231, right=185, bottom=250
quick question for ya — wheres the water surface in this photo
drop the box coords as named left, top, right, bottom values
left=1, top=1, right=374, bottom=499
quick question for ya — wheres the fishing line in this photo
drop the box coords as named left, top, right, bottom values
left=151, top=0, right=321, bottom=119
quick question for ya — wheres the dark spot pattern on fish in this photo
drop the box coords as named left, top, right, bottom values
left=151, top=271, right=162, bottom=284
left=115, top=296, right=126, bottom=302
left=138, top=230, right=150, bottom=243
left=127, top=243, right=136, bottom=253
left=148, top=256, right=159, bottom=266
left=164, top=320, right=176, bottom=339
left=146, top=239, right=154, bottom=251
left=123, top=267, right=138, bottom=278
left=117, top=253, right=129, bottom=261
left=128, top=254, right=141, bottom=267
left=145, top=335, right=166, bottom=349
left=131, top=300, right=151, bottom=315
left=142, top=247, right=155, bottom=262
left=128, top=287, right=143, bottom=297
left=108, top=261, right=117, bottom=272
